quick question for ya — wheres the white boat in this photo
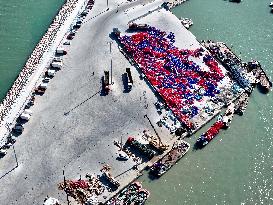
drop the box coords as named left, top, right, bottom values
left=180, top=17, right=193, bottom=29
left=270, top=2, right=273, bottom=7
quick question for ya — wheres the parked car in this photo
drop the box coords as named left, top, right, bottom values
left=12, top=124, right=24, bottom=134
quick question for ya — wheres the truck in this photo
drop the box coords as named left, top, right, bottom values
left=113, top=28, right=121, bottom=37
left=128, top=23, right=148, bottom=30
left=126, top=67, right=133, bottom=90
left=103, top=71, right=110, bottom=93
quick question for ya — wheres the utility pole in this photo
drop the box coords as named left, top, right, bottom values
left=120, top=135, right=123, bottom=150
left=108, top=41, right=113, bottom=53
left=110, top=59, right=113, bottom=85
left=63, top=170, right=70, bottom=205
left=12, top=145, right=18, bottom=168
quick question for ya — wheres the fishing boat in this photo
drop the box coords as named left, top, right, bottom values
left=180, top=18, right=193, bottom=29
left=235, top=92, right=249, bottom=115
left=247, top=60, right=272, bottom=92
left=196, top=116, right=225, bottom=147
left=150, top=140, right=190, bottom=177
left=222, top=103, right=235, bottom=128
left=259, top=72, right=272, bottom=91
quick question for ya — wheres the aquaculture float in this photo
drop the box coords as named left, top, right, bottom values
left=105, top=182, right=150, bottom=205
left=150, top=140, right=190, bottom=177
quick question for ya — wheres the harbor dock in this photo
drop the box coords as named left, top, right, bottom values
left=0, top=0, right=271, bottom=204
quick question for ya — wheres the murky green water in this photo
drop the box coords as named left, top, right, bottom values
left=140, top=0, right=273, bottom=204
left=0, top=0, right=65, bottom=100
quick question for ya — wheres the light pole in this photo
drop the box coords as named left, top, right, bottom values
left=110, top=59, right=113, bottom=85
left=63, top=169, right=70, bottom=205
left=12, top=145, right=18, bottom=168
left=108, top=41, right=113, bottom=53
left=107, top=0, right=109, bottom=10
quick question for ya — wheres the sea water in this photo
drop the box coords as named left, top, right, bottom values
left=0, top=0, right=65, bottom=100
left=140, top=0, right=273, bottom=204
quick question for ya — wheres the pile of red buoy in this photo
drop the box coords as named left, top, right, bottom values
left=119, top=26, right=225, bottom=130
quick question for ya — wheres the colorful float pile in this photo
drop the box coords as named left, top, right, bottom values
left=119, top=26, right=225, bottom=130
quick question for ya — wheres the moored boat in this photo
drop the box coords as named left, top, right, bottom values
left=196, top=116, right=225, bottom=147
left=106, top=182, right=150, bottom=205
left=270, top=2, right=273, bottom=7
left=235, top=92, right=249, bottom=115
left=180, top=17, right=193, bottom=29
left=259, top=72, right=272, bottom=91
left=150, top=140, right=190, bottom=177
left=222, top=103, right=235, bottom=128
left=247, top=60, right=272, bottom=92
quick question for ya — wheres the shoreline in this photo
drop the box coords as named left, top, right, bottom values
left=0, top=0, right=92, bottom=146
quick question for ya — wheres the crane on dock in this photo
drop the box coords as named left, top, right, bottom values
left=144, top=115, right=169, bottom=152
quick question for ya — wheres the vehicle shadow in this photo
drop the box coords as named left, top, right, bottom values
left=122, top=73, right=130, bottom=93
left=98, top=174, right=118, bottom=192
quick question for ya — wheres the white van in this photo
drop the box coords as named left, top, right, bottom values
left=55, top=47, right=67, bottom=55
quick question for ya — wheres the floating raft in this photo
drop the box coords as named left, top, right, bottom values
left=150, top=140, right=190, bottom=177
